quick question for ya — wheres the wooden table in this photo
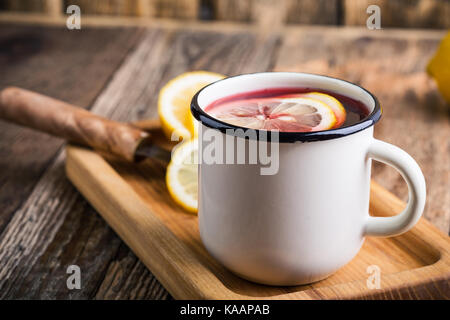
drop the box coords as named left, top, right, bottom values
left=0, top=21, right=448, bottom=299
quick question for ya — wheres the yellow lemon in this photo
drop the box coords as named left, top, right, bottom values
left=427, top=32, right=450, bottom=104
left=158, top=71, right=225, bottom=142
left=166, top=140, right=198, bottom=213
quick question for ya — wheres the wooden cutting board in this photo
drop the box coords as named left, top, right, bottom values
left=65, top=143, right=450, bottom=299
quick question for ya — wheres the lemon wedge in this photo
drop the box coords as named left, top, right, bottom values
left=278, top=92, right=346, bottom=128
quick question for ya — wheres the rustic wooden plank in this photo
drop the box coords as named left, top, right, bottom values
left=286, top=0, right=340, bottom=25
left=274, top=28, right=450, bottom=234
left=0, top=28, right=162, bottom=300
left=214, top=0, right=252, bottom=22
left=63, top=0, right=139, bottom=16
left=135, top=0, right=154, bottom=17
left=95, top=243, right=170, bottom=300
left=351, top=276, right=449, bottom=299
left=62, top=0, right=200, bottom=19
left=250, top=0, right=288, bottom=28
left=0, top=26, right=280, bottom=299
left=208, top=0, right=341, bottom=25
left=0, top=24, right=142, bottom=234
left=0, top=152, right=120, bottom=299
left=344, top=0, right=450, bottom=29
left=3, top=0, right=450, bottom=30
left=0, top=0, right=46, bottom=12
left=0, top=24, right=144, bottom=298
left=0, top=28, right=159, bottom=299
left=44, top=0, right=62, bottom=17
left=153, top=0, right=199, bottom=20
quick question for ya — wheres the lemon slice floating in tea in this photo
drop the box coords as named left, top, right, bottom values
left=278, top=92, right=346, bottom=128
left=207, top=97, right=337, bottom=132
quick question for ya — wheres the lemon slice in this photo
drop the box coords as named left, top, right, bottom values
left=278, top=92, right=346, bottom=128
left=208, top=97, right=337, bottom=132
left=158, top=71, right=225, bottom=141
left=166, top=140, right=199, bottom=213
left=299, top=92, right=346, bottom=128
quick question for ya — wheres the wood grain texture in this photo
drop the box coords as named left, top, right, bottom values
left=44, top=0, right=63, bottom=17
left=0, top=24, right=142, bottom=234
left=94, top=243, right=170, bottom=300
left=344, top=0, right=450, bottom=29
left=63, top=0, right=139, bottom=16
left=0, top=24, right=144, bottom=299
left=65, top=143, right=450, bottom=299
left=274, top=27, right=450, bottom=234
left=2, top=0, right=450, bottom=29
left=0, top=25, right=280, bottom=299
left=135, top=0, right=154, bottom=17
left=153, top=0, right=199, bottom=20
left=250, top=0, right=288, bottom=28
left=214, top=0, right=252, bottom=22
left=0, top=0, right=46, bottom=12
left=63, top=0, right=199, bottom=19
left=212, top=0, right=341, bottom=25
left=285, top=0, right=340, bottom=25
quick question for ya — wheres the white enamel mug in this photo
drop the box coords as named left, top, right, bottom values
left=191, top=72, right=426, bottom=286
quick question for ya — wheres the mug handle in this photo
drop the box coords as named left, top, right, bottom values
left=364, top=139, right=426, bottom=237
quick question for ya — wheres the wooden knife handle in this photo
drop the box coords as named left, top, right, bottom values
left=0, top=87, right=150, bottom=162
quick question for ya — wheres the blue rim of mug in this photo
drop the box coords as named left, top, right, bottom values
left=191, top=72, right=382, bottom=142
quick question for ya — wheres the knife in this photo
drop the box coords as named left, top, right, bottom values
left=0, top=87, right=175, bottom=163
